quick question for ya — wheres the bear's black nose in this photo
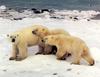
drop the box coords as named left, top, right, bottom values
left=41, top=39, right=45, bottom=42
left=12, top=38, right=15, bottom=42
left=32, top=31, right=36, bottom=34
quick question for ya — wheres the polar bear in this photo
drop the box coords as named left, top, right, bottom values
left=7, top=25, right=41, bottom=61
left=32, top=25, right=70, bottom=55
left=43, top=34, right=94, bottom=66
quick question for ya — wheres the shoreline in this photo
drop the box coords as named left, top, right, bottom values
left=0, top=5, right=100, bottom=20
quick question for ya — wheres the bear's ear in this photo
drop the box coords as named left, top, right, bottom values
left=51, top=36, right=54, bottom=39
left=7, top=34, right=9, bottom=37
left=17, top=34, right=19, bottom=37
left=35, top=29, right=38, bottom=32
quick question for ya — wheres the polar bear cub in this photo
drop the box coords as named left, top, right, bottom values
left=32, top=25, right=70, bottom=55
left=43, top=34, right=95, bottom=66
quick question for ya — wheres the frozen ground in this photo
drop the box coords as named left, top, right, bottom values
left=0, top=7, right=100, bottom=77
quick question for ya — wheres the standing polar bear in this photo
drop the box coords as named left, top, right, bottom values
left=43, top=34, right=94, bottom=66
left=32, top=25, right=70, bottom=55
left=7, top=25, right=42, bottom=61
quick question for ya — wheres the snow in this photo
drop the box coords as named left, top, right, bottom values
left=0, top=9, right=100, bottom=77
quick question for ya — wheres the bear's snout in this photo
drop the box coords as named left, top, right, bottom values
left=12, top=38, right=15, bottom=42
left=32, top=31, right=36, bottom=34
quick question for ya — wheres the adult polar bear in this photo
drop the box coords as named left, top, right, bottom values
left=43, top=34, right=95, bottom=66
left=7, top=25, right=41, bottom=61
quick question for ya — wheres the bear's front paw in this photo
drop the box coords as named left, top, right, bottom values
left=16, top=57, right=23, bottom=61
left=42, top=52, right=48, bottom=55
left=56, top=57, right=66, bottom=60
left=71, top=62, right=80, bottom=65
left=61, top=57, right=66, bottom=60
left=9, top=57, right=16, bottom=60
left=89, top=60, right=95, bottom=66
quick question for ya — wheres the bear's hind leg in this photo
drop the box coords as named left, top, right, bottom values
left=82, top=51, right=94, bottom=66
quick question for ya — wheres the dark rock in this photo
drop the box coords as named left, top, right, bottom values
left=87, top=19, right=90, bottom=21
left=50, top=16, right=58, bottom=19
left=53, top=73, right=58, bottom=75
left=66, top=68, right=72, bottom=71
left=13, top=18, right=23, bottom=20
left=69, top=17, right=73, bottom=19
left=41, top=9, right=50, bottom=13
left=34, top=10, right=41, bottom=14
left=70, top=16, right=79, bottom=20
left=73, top=17, right=78, bottom=20
left=31, top=8, right=37, bottom=11
left=50, top=16, right=64, bottom=19
left=31, top=8, right=54, bottom=14
left=31, top=8, right=41, bottom=14
left=3, top=69, right=7, bottom=72
left=8, top=8, right=13, bottom=10
left=91, top=14, right=100, bottom=20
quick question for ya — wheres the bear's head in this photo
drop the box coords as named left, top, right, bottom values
left=42, top=35, right=58, bottom=46
left=32, top=25, right=49, bottom=38
left=7, top=33, right=20, bottom=44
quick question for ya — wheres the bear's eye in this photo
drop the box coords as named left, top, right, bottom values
left=10, top=36, right=12, bottom=38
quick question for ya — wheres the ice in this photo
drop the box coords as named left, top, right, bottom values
left=0, top=5, right=7, bottom=12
